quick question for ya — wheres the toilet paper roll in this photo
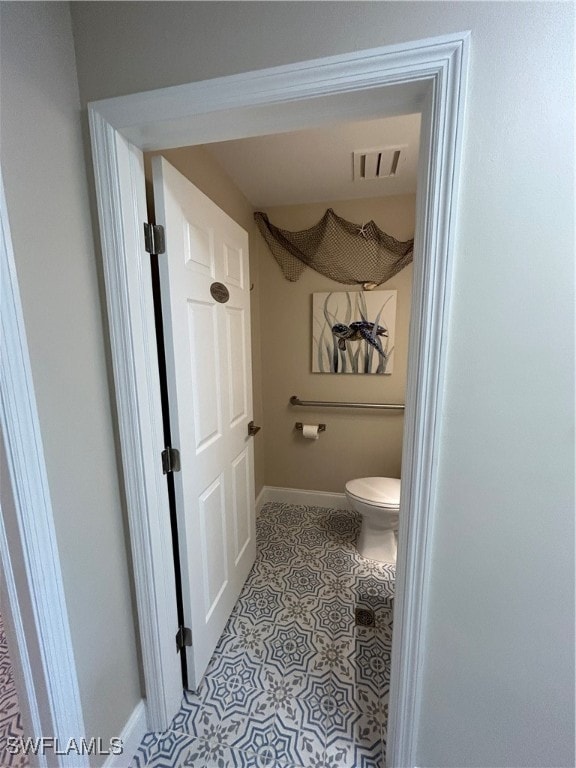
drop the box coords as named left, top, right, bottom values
left=302, top=424, right=320, bottom=440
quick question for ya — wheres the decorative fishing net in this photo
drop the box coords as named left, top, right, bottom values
left=254, top=208, right=413, bottom=285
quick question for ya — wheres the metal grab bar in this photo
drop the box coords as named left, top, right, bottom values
left=290, top=395, right=404, bottom=411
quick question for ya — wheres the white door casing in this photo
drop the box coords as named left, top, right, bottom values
left=0, top=169, right=88, bottom=767
left=152, top=157, right=256, bottom=687
left=88, top=34, right=469, bottom=767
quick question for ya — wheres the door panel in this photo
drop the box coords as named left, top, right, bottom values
left=188, top=300, right=222, bottom=451
left=184, top=220, right=214, bottom=276
left=225, top=307, right=248, bottom=426
left=198, top=475, right=228, bottom=616
left=223, top=241, right=245, bottom=287
left=152, top=156, right=256, bottom=688
left=231, top=448, right=251, bottom=564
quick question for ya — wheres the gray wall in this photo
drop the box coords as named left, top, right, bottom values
left=69, top=4, right=575, bottom=767
left=0, top=3, right=141, bottom=761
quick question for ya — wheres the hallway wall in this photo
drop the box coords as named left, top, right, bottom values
left=0, top=4, right=142, bottom=760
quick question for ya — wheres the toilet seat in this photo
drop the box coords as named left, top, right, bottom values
left=345, top=477, right=401, bottom=510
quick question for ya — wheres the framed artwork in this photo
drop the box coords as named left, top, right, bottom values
left=312, top=290, right=397, bottom=374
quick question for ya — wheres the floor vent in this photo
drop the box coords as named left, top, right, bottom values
left=355, top=606, right=376, bottom=627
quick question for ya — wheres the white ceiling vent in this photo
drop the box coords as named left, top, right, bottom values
left=353, top=146, right=407, bottom=181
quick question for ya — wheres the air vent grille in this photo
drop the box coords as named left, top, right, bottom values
left=353, top=146, right=406, bottom=181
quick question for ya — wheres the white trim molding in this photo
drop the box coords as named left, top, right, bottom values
left=103, top=700, right=148, bottom=768
left=256, top=486, right=349, bottom=513
left=0, top=170, right=88, bottom=766
left=88, top=32, right=470, bottom=766
left=88, top=111, right=184, bottom=732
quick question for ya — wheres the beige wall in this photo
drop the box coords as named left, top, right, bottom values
left=257, top=197, right=414, bottom=492
left=0, top=3, right=141, bottom=760
left=145, top=147, right=265, bottom=495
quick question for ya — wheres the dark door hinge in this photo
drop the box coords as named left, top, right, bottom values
left=176, top=625, right=192, bottom=653
left=144, top=222, right=166, bottom=255
left=161, top=447, right=181, bottom=474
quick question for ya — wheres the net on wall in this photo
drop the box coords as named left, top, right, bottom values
left=254, top=208, right=414, bottom=285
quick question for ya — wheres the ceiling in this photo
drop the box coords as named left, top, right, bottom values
left=204, top=112, right=421, bottom=208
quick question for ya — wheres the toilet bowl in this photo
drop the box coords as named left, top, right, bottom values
left=345, top=477, right=401, bottom=563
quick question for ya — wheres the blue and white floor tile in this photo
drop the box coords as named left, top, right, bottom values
left=132, top=502, right=394, bottom=768
left=0, top=611, right=28, bottom=768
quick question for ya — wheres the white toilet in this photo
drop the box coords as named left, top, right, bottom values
left=345, top=477, right=401, bottom=563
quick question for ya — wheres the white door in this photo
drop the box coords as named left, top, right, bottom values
left=152, top=156, right=257, bottom=689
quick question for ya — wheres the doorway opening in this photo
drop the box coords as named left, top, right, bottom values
left=88, top=33, right=469, bottom=767
left=142, top=111, right=421, bottom=765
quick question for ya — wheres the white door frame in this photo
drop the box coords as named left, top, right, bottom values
left=0, top=170, right=88, bottom=768
left=88, top=33, right=469, bottom=767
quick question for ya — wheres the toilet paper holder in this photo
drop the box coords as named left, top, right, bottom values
left=295, top=422, right=326, bottom=433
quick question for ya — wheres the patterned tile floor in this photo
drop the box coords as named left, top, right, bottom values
left=0, top=611, right=28, bottom=768
left=132, top=502, right=395, bottom=768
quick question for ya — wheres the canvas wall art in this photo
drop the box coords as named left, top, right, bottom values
left=312, top=290, right=397, bottom=374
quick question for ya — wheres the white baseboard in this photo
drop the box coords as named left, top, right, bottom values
left=103, top=699, right=147, bottom=768
left=255, top=487, right=268, bottom=515
left=256, top=485, right=349, bottom=513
